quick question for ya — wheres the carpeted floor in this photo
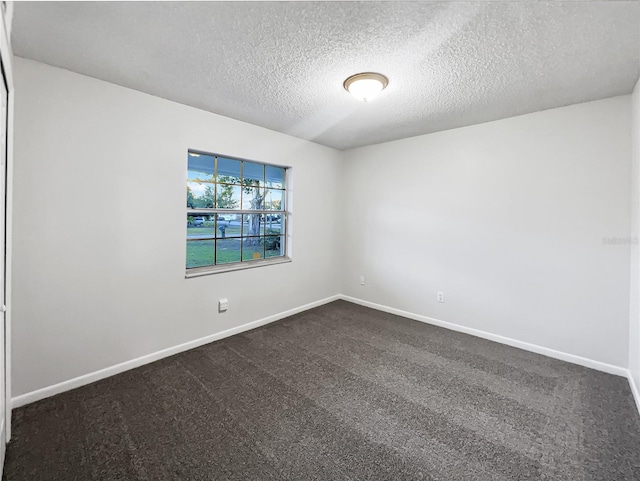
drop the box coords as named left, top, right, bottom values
left=3, top=300, right=640, bottom=480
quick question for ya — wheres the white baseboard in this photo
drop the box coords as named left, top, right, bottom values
left=628, top=372, right=640, bottom=416
left=11, top=293, right=635, bottom=411
left=339, top=295, right=628, bottom=378
left=12, top=294, right=340, bottom=408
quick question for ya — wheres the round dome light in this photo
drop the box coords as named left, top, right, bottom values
left=343, top=72, right=389, bottom=102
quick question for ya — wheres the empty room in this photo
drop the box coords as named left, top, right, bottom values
left=0, top=0, right=638, bottom=479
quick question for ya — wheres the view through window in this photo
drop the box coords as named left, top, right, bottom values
left=186, top=151, right=287, bottom=272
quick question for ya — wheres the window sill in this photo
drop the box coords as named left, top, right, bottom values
left=185, top=256, right=292, bottom=278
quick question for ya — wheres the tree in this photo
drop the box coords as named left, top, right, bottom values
left=201, top=184, right=215, bottom=208
left=188, top=178, right=214, bottom=208
left=197, top=173, right=265, bottom=248
left=216, top=178, right=238, bottom=209
left=187, top=186, right=195, bottom=209
left=243, top=179, right=264, bottom=246
left=214, top=176, right=263, bottom=245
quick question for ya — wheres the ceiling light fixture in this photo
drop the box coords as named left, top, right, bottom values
left=343, top=72, right=389, bottom=102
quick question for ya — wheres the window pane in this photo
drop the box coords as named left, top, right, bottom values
left=216, top=238, right=241, bottom=264
left=187, top=182, right=214, bottom=208
left=217, top=157, right=241, bottom=183
left=243, top=214, right=265, bottom=236
left=242, top=186, right=264, bottom=210
left=243, top=161, right=264, bottom=186
left=187, top=153, right=215, bottom=208
left=265, top=236, right=284, bottom=257
left=186, top=239, right=215, bottom=268
left=242, top=238, right=264, bottom=261
left=216, top=215, right=241, bottom=238
left=186, top=152, right=288, bottom=271
left=266, top=165, right=285, bottom=189
left=264, top=215, right=284, bottom=235
left=187, top=215, right=215, bottom=238
left=188, top=153, right=215, bottom=182
left=216, top=184, right=241, bottom=209
left=265, top=189, right=284, bottom=210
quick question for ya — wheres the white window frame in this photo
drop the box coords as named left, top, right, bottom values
left=185, top=150, right=291, bottom=277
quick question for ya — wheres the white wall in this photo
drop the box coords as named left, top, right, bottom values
left=630, top=78, right=640, bottom=390
left=12, top=55, right=635, bottom=401
left=3, top=2, right=12, bottom=41
left=11, top=57, right=343, bottom=397
left=342, top=96, right=632, bottom=368
left=2, top=0, right=15, bottom=447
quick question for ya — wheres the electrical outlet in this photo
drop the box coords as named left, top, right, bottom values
left=437, top=292, right=444, bottom=303
left=360, top=276, right=365, bottom=286
left=219, top=298, right=229, bottom=312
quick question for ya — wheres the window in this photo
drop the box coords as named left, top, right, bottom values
left=186, top=151, right=288, bottom=275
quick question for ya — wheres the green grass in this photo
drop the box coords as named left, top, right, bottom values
left=187, top=225, right=242, bottom=237
left=186, top=239, right=215, bottom=268
left=242, top=242, right=264, bottom=261
left=186, top=237, right=283, bottom=269
left=216, top=238, right=242, bottom=264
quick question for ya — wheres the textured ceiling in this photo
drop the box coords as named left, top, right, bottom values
left=11, top=1, right=640, bottom=151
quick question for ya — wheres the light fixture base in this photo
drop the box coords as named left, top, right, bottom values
left=343, top=72, right=389, bottom=102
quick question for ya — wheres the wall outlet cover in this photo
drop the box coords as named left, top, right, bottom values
left=219, top=298, right=229, bottom=312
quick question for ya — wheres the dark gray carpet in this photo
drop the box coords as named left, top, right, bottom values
left=4, top=300, right=640, bottom=480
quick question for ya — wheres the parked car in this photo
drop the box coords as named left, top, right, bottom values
left=187, top=216, right=206, bottom=227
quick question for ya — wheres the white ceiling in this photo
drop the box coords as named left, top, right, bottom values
left=11, top=1, right=640, bottom=151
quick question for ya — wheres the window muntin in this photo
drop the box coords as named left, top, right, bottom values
left=186, top=151, right=287, bottom=273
